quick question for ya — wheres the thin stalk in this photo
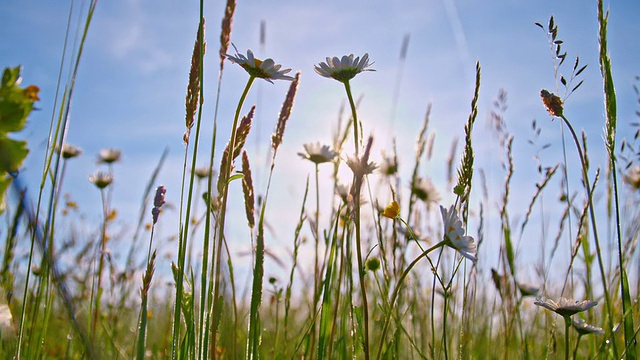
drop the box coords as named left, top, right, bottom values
left=18, top=1, right=97, bottom=355
left=572, top=334, right=584, bottom=360
left=564, top=316, right=571, bottom=360
left=442, top=290, right=449, bottom=360
left=201, top=29, right=223, bottom=360
left=309, top=162, right=320, bottom=359
left=92, top=187, right=109, bottom=339
left=210, top=76, right=256, bottom=357
left=171, top=22, right=205, bottom=357
left=376, top=240, right=446, bottom=360
left=344, top=81, right=360, bottom=157
left=343, top=79, right=370, bottom=359
left=559, top=115, right=614, bottom=344
left=327, top=215, right=347, bottom=360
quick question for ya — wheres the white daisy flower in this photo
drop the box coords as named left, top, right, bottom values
left=572, top=318, right=604, bottom=335
left=534, top=297, right=598, bottom=317
left=89, top=171, right=114, bottom=189
left=298, top=142, right=338, bottom=164
left=623, top=164, right=640, bottom=190
left=378, top=150, right=398, bottom=176
left=98, top=148, right=121, bottom=164
left=61, top=143, right=82, bottom=159
left=440, top=205, right=477, bottom=262
left=346, top=154, right=377, bottom=178
left=225, top=46, right=293, bottom=83
left=412, top=177, right=441, bottom=204
left=314, top=53, right=375, bottom=82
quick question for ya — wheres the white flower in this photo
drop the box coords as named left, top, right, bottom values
left=61, top=143, right=82, bottom=159
left=314, top=53, right=375, bottom=82
left=89, top=171, right=114, bottom=189
left=440, top=205, right=477, bottom=262
left=412, top=177, right=441, bottom=204
left=298, top=142, right=338, bottom=164
left=378, top=150, right=398, bottom=176
left=335, top=183, right=350, bottom=203
left=517, top=282, right=540, bottom=297
left=346, top=154, right=377, bottom=178
left=193, top=166, right=215, bottom=180
left=623, top=164, right=640, bottom=190
left=225, top=46, right=293, bottom=83
left=0, top=303, right=13, bottom=331
left=534, top=297, right=598, bottom=317
left=572, top=318, right=604, bottom=335
left=98, top=148, right=121, bottom=164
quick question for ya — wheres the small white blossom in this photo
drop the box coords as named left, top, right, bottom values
left=314, top=53, right=375, bottom=82
left=572, top=318, right=604, bottom=335
left=61, top=143, right=82, bottom=159
left=98, top=148, right=121, bottom=164
left=225, top=46, right=293, bottom=83
left=89, top=171, right=114, bottom=189
left=534, top=297, right=598, bottom=317
left=440, top=205, right=477, bottom=262
left=298, top=142, right=338, bottom=164
left=346, top=154, right=377, bottom=178
left=623, top=164, right=640, bottom=190
left=412, top=177, right=441, bottom=204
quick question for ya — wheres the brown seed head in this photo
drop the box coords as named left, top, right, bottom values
left=540, top=89, right=564, bottom=117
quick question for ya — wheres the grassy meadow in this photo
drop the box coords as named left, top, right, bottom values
left=1, top=0, right=639, bottom=359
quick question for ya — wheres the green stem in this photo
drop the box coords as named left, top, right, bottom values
left=564, top=316, right=571, bottom=360
left=376, top=240, right=446, bottom=360
left=559, top=114, right=615, bottom=353
left=310, top=163, right=321, bottom=359
left=210, top=75, right=255, bottom=357
left=344, top=81, right=359, bottom=156
left=92, top=188, right=109, bottom=340
left=572, top=334, right=583, bottom=360
left=344, top=79, right=370, bottom=359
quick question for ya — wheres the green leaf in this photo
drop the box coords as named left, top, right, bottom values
left=227, top=173, right=244, bottom=183
left=0, top=176, right=10, bottom=214
left=0, top=136, right=29, bottom=174
left=1, top=67, right=21, bottom=87
left=0, top=67, right=36, bottom=133
left=621, top=269, right=637, bottom=360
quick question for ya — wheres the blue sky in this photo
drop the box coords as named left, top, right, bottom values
left=2, top=0, right=640, bottom=288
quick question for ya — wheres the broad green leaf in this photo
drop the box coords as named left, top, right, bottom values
left=0, top=136, right=29, bottom=174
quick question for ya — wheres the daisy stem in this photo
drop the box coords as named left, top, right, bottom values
left=376, top=239, right=446, bottom=360
left=559, top=114, right=615, bottom=352
left=344, top=79, right=370, bottom=359
left=343, top=80, right=359, bottom=156
left=92, top=187, right=109, bottom=340
left=564, top=316, right=571, bottom=360
left=572, top=334, right=583, bottom=360
left=310, top=162, right=320, bottom=358
left=211, top=75, right=255, bottom=356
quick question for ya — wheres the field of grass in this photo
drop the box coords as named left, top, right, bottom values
left=1, top=0, right=639, bottom=359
